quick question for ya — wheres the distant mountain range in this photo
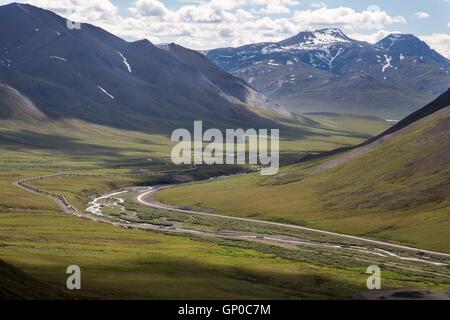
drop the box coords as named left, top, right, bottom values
left=206, top=28, right=450, bottom=119
left=1, top=3, right=448, bottom=132
left=0, top=3, right=297, bottom=134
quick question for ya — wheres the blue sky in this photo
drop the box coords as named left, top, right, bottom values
left=2, top=0, right=450, bottom=56
left=107, top=0, right=450, bottom=36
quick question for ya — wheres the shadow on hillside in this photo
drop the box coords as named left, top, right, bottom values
left=0, top=130, right=120, bottom=157
left=0, top=259, right=68, bottom=300
left=129, top=256, right=362, bottom=300
left=2, top=255, right=363, bottom=300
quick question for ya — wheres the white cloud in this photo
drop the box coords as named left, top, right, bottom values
left=0, top=0, right=411, bottom=50
left=128, top=0, right=169, bottom=17
left=250, top=0, right=300, bottom=6
left=349, top=30, right=401, bottom=44
left=258, top=4, right=291, bottom=15
left=420, top=33, right=450, bottom=59
left=414, top=11, right=430, bottom=19
left=292, top=5, right=406, bottom=30
left=310, top=2, right=327, bottom=9
left=5, top=0, right=120, bottom=23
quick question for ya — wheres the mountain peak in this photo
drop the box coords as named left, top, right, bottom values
left=376, top=33, right=422, bottom=49
left=315, top=28, right=348, bottom=37
left=386, top=33, right=416, bottom=39
left=376, top=33, right=450, bottom=64
left=278, top=28, right=353, bottom=48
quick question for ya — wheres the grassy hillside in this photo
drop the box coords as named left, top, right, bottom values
left=0, top=259, right=67, bottom=300
left=305, top=113, right=393, bottom=139
left=158, top=105, right=450, bottom=253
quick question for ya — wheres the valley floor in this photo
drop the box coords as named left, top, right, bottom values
left=3, top=170, right=450, bottom=300
left=3, top=117, right=449, bottom=299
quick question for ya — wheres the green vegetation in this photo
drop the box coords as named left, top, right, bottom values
left=3, top=176, right=449, bottom=299
left=0, top=259, right=67, bottom=300
left=2, top=206, right=370, bottom=300
left=4, top=114, right=431, bottom=300
left=305, top=113, right=393, bottom=139
left=158, top=107, right=450, bottom=253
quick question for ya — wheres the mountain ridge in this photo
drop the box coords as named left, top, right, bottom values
left=0, top=2, right=295, bottom=134
left=206, top=28, right=450, bottom=118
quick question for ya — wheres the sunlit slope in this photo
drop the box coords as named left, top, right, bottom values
left=0, top=85, right=46, bottom=121
left=158, top=92, right=450, bottom=252
left=305, top=113, right=393, bottom=139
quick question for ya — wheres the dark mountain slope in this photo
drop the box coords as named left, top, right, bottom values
left=0, top=3, right=290, bottom=133
left=161, top=43, right=260, bottom=104
left=160, top=43, right=296, bottom=121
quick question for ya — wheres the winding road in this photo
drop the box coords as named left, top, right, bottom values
left=137, top=186, right=450, bottom=261
left=14, top=169, right=450, bottom=265
left=14, top=166, right=198, bottom=215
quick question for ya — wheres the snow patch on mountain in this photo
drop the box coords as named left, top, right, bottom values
left=316, top=47, right=344, bottom=70
left=382, top=55, right=393, bottom=73
left=49, top=56, right=66, bottom=62
left=260, top=29, right=352, bottom=55
left=97, top=85, right=115, bottom=99
left=17, top=3, right=29, bottom=13
left=267, top=60, right=280, bottom=66
left=282, top=30, right=350, bottom=51
left=261, top=44, right=279, bottom=54
left=377, top=34, right=404, bottom=50
left=116, top=50, right=132, bottom=73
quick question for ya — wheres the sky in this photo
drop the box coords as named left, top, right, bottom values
left=1, top=0, right=450, bottom=57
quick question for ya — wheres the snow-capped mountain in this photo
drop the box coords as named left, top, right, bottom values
left=277, top=28, right=353, bottom=49
left=207, top=28, right=368, bottom=73
left=375, top=34, right=450, bottom=65
left=206, top=29, right=450, bottom=118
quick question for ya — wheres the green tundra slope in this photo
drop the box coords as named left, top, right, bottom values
left=0, top=110, right=397, bottom=299
left=0, top=259, right=67, bottom=300
left=158, top=90, right=450, bottom=253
